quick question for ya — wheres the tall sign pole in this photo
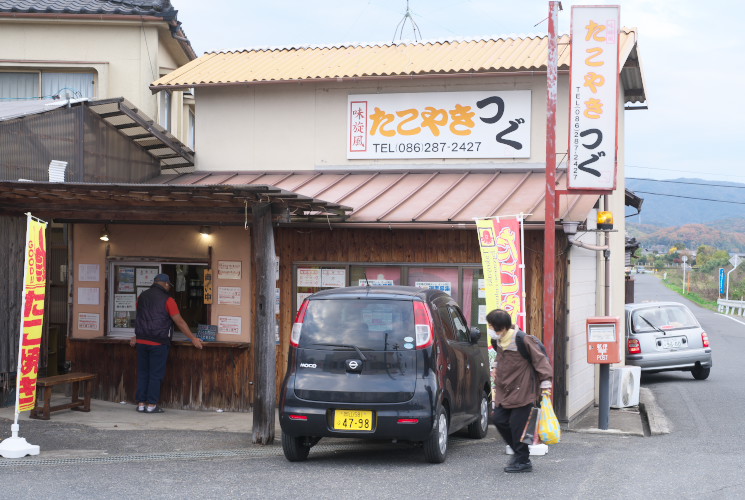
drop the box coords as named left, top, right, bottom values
left=543, top=0, right=561, bottom=365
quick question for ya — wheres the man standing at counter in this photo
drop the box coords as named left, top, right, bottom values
left=130, top=273, right=203, bottom=413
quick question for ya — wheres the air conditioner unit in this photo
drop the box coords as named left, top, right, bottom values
left=609, top=365, right=641, bottom=408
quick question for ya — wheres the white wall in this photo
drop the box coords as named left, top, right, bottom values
left=565, top=231, right=599, bottom=419
left=194, top=75, right=574, bottom=171
left=0, top=18, right=191, bottom=142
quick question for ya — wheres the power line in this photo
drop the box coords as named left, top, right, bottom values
left=627, top=178, right=745, bottom=189
left=625, top=164, right=745, bottom=180
left=633, top=190, right=745, bottom=206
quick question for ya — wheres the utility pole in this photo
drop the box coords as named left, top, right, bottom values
left=543, top=0, right=561, bottom=366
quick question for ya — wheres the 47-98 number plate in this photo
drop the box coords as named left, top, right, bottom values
left=333, top=409, right=374, bottom=431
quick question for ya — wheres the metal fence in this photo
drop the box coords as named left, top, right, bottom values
left=717, top=299, right=745, bottom=316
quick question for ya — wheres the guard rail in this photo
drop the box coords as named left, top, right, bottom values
left=717, top=299, right=745, bottom=316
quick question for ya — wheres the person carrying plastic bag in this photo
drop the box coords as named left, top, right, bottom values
left=487, top=309, right=553, bottom=473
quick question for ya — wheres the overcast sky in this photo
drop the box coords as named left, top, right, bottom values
left=173, top=0, right=744, bottom=182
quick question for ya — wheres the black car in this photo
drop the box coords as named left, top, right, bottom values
left=279, top=286, right=491, bottom=463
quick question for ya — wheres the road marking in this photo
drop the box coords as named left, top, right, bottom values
left=716, top=314, right=745, bottom=326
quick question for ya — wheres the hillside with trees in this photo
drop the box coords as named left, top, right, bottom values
left=626, top=178, right=745, bottom=253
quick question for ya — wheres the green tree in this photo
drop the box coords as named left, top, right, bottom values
left=696, top=245, right=731, bottom=273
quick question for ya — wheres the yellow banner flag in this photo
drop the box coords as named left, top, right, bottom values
left=476, top=219, right=501, bottom=315
left=17, top=216, right=48, bottom=412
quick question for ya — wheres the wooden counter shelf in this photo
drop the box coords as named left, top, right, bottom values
left=70, top=337, right=250, bottom=349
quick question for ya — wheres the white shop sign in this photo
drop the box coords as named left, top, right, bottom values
left=568, top=5, right=620, bottom=190
left=348, top=91, right=531, bottom=159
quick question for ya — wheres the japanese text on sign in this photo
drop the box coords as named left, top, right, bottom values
left=348, top=91, right=531, bottom=159
left=568, top=6, right=619, bottom=190
left=18, top=217, right=48, bottom=411
left=476, top=218, right=524, bottom=330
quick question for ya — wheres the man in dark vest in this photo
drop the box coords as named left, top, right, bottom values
left=130, top=273, right=203, bottom=413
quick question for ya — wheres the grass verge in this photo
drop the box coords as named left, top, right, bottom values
left=659, top=278, right=719, bottom=312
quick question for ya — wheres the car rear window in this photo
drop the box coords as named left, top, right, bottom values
left=299, top=299, right=415, bottom=351
left=631, top=305, right=699, bottom=333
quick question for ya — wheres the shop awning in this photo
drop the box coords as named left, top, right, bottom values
left=151, top=169, right=600, bottom=227
left=0, top=181, right=351, bottom=224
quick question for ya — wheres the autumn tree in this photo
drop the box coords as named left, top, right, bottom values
left=696, top=244, right=731, bottom=273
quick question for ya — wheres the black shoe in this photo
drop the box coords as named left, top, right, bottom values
left=504, top=460, right=533, bottom=473
left=506, top=455, right=519, bottom=466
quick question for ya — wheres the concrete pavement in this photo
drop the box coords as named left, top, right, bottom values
left=0, top=385, right=668, bottom=461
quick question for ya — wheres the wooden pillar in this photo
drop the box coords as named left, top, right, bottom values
left=251, top=202, right=277, bottom=444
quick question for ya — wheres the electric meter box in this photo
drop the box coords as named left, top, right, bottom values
left=586, top=316, right=621, bottom=364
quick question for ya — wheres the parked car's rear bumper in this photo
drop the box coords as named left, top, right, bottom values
left=626, top=348, right=712, bottom=372
left=280, top=401, right=436, bottom=441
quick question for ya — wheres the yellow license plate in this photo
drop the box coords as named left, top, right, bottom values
left=333, top=410, right=374, bottom=431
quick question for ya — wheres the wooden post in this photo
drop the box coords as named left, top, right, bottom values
left=251, top=202, right=277, bottom=444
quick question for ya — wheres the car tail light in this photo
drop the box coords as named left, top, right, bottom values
left=413, top=301, right=434, bottom=349
left=702, top=332, right=710, bottom=348
left=397, top=418, right=419, bottom=424
left=627, top=338, right=641, bottom=354
left=289, top=414, right=308, bottom=421
left=291, top=299, right=310, bottom=347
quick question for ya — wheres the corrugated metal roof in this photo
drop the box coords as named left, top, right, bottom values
left=150, top=170, right=599, bottom=226
left=151, top=30, right=644, bottom=103
left=0, top=98, right=79, bottom=121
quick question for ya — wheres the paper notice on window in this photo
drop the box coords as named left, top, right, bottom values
left=136, top=268, right=158, bottom=286
left=478, top=279, right=486, bottom=298
left=358, top=279, right=394, bottom=286
left=297, top=268, right=321, bottom=287
left=78, top=264, right=100, bottom=282
left=218, top=315, right=242, bottom=335
left=415, top=281, right=452, bottom=294
left=114, top=294, right=136, bottom=312
left=78, top=313, right=100, bottom=331
left=78, top=287, right=100, bottom=305
left=321, top=268, right=346, bottom=288
left=478, top=305, right=487, bottom=325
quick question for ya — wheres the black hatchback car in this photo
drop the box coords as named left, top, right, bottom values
left=279, top=286, right=490, bottom=463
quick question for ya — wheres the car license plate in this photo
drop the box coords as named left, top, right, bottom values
left=661, top=337, right=683, bottom=349
left=333, top=410, right=374, bottom=431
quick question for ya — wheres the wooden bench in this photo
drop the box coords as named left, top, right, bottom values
left=30, top=372, right=97, bottom=421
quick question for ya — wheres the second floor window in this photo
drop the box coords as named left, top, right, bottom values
left=159, top=90, right=172, bottom=131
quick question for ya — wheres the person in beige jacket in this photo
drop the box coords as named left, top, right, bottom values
left=487, top=309, right=553, bottom=473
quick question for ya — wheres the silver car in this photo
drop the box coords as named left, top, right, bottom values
left=625, top=302, right=712, bottom=380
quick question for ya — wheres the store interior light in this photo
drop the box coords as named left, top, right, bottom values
left=99, top=225, right=109, bottom=242
left=597, top=211, right=614, bottom=230
left=199, top=225, right=212, bottom=237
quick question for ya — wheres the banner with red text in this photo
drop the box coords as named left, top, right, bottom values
left=17, top=215, right=47, bottom=412
left=476, top=217, right=524, bottom=330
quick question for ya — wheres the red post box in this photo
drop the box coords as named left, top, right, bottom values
left=586, top=316, right=621, bottom=364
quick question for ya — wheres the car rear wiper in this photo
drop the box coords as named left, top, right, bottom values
left=312, top=343, right=368, bottom=361
left=639, top=316, right=665, bottom=334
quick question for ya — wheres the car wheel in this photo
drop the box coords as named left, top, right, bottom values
left=281, top=433, right=311, bottom=462
left=423, top=407, right=449, bottom=463
left=467, top=393, right=489, bottom=439
left=691, top=365, right=710, bottom=380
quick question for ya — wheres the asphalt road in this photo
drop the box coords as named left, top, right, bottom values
left=2, top=273, right=743, bottom=499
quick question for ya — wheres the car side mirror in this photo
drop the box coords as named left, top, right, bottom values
left=469, top=327, right=482, bottom=344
